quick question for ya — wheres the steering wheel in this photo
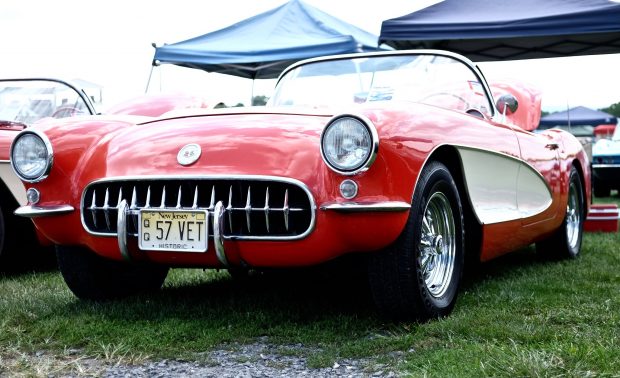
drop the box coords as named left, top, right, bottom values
left=51, top=106, right=84, bottom=119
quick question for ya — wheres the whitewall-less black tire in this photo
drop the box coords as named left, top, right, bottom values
left=368, top=161, right=465, bottom=320
left=537, top=166, right=585, bottom=259
left=56, top=246, right=169, bottom=301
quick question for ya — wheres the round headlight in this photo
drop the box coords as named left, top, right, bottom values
left=320, top=116, right=378, bottom=174
left=10, top=131, right=53, bottom=182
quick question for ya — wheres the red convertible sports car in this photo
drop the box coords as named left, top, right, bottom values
left=10, top=51, right=590, bottom=320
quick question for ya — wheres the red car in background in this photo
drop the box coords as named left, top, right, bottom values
left=10, top=51, right=590, bottom=320
left=0, top=78, right=97, bottom=265
left=0, top=79, right=210, bottom=267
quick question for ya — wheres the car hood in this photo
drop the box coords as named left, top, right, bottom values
left=66, top=110, right=335, bottom=184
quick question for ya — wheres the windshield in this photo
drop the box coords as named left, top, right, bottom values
left=270, top=54, right=493, bottom=116
left=0, top=79, right=93, bottom=125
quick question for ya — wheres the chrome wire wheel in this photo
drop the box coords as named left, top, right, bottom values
left=566, top=180, right=582, bottom=250
left=419, top=191, right=456, bottom=298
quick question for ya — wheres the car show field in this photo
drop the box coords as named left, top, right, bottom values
left=1, top=215, right=618, bottom=376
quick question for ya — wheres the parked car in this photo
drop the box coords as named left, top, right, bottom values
left=0, top=79, right=211, bottom=267
left=105, top=93, right=211, bottom=117
left=0, top=78, right=97, bottom=265
left=592, top=124, right=620, bottom=197
left=10, top=51, right=590, bottom=320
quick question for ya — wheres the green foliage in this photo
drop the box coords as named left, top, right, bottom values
left=600, top=101, right=620, bottom=118
left=252, top=95, right=269, bottom=106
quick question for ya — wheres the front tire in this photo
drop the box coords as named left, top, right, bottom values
left=537, top=166, right=585, bottom=259
left=368, top=161, right=465, bottom=321
left=56, top=246, right=169, bottom=300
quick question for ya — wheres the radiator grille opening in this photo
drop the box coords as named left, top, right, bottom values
left=82, top=177, right=314, bottom=240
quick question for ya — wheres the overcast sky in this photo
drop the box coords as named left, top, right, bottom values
left=1, top=0, right=619, bottom=112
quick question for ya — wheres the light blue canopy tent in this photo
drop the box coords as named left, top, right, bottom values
left=151, top=0, right=382, bottom=80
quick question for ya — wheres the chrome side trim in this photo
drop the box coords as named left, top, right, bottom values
left=14, top=204, right=74, bottom=218
left=9, top=129, right=54, bottom=183
left=319, top=114, right=380, bottom=176
left=213, top=201, right=228, bottom=266
left=80, top=175, right=317, bottom=241
left=456, top=146, right=552, bottom=224
left=117, top=200, right=130, bottom=261
left=320, top=201, right=411, bottom=212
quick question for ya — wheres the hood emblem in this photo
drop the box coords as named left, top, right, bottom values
left=177, top=144, right=202, bottom=166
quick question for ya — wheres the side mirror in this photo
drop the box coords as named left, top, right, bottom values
left=496, top=93, right=518, bottom=116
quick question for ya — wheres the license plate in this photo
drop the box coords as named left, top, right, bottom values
left=138, top=210, right=208, bottom=252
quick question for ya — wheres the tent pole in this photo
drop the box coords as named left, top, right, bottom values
left=566, top=101, right=571, bottom=134
left=251, top=79, right=255, bottom=106
left=145, top=64, right=155, bottom=94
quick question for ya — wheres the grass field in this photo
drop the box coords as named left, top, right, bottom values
left=1, top=195, right=619, bottom=376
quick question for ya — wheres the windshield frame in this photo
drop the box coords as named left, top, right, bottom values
left=0, top=78, right=97, bottom=124
left=273, top=49, right=497, bottom=118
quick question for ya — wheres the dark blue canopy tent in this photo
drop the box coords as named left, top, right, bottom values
left=540, top=106, right=617, bottom=127
left=379, top=0, right=620, bottom=61
left=151, top=0, right=382, bottom=80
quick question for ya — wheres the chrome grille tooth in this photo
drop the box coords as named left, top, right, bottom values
left=192, top=186, right=198, bottom=209
left=103, top=188, right=111, bottom=231
left=116, top=188, right=123, bottom=207
left=264, top=187, right=270, bottom=233
left=245, top=186, right=252, bottom=232
left=103, top=188, right=109, bottom=208
left=227, top=185, right=233, bottom=233
left=176, top=186, right=182, bottom=209
left=130, top=187, right=137, bottom=210
left=90, top=190, right=97, bottom=209
left=208, top=186, right=215, bottom=211
left=283, top=189, right=290, bottom=231
left=160, top=185, right=167, bottom=209
left=130, top=186, right=138, bottom=232
left=145, top=186, right=151, bottom=209
left=90, top=190, right=98, bottom=228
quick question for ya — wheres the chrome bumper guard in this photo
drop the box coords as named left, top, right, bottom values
left=14, top=204, right=75, bottom=218
left=116, top=200, right=230, bottom=266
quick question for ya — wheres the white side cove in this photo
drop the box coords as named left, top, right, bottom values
left=456, top=147, right=552, bottom=224
left=0, top=161, right=27, bottom=205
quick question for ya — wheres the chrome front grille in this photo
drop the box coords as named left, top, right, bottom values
left=81, top=176, right=315, bottom=240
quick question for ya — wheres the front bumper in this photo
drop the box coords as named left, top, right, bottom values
left=16, top=199, right=411, bottom=268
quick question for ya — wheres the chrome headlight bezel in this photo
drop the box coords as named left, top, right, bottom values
left=10, top=129, right=54, bottom=183
left=320, top=114, right=379, bottom=175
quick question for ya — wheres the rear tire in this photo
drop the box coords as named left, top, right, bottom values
left=368, top=161, right=464, bottom=321
left=56, top=245, right=169, bottom=300
left=536, top=166, right=584, bottom=259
